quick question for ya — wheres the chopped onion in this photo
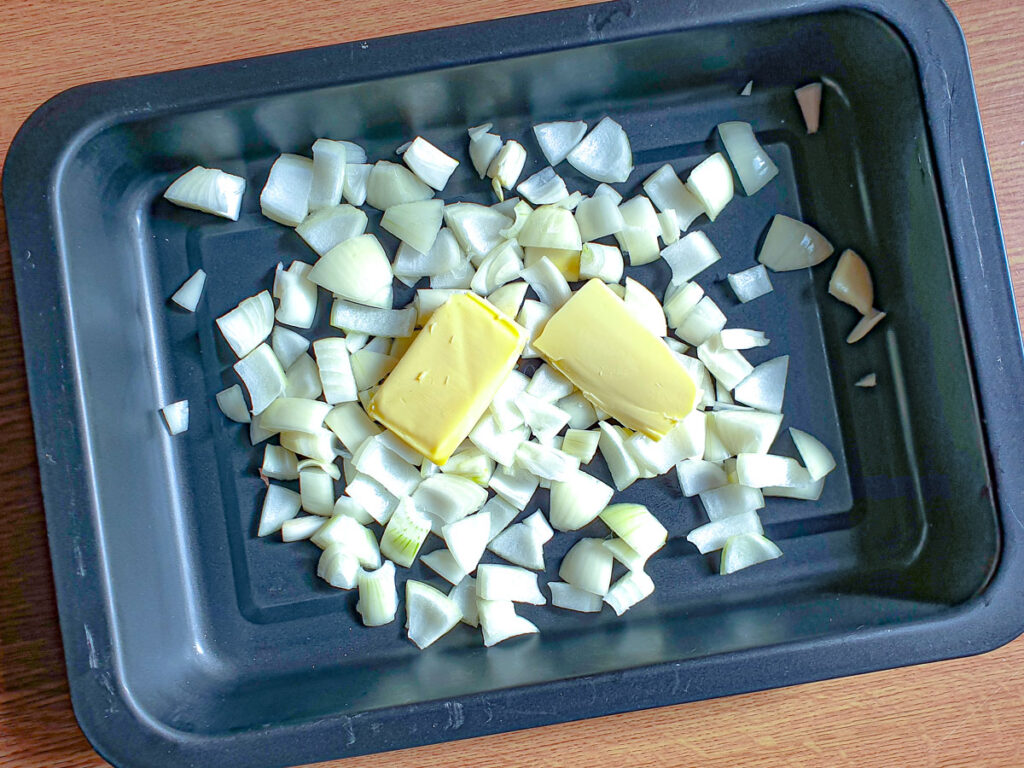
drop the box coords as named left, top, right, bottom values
left=518, top=205, right=582, bottom=252
left=522, top=510, right=553, bottom=543
left=311, top=515, right=380, bottom=569
left=517, top=167, right=569, bottom=205
left=663, top=281, right=705, bottom=328
left=604, top=569, right=654, bottom=616
left=533, top=120, right=588, bottom=166
left=567, top=116, right=633, bottom=183
left=270, top=326, right=310, bottom=370
left=482, top=495, right=521, bottom=540
left=375, top=430, right=424, bottom=467
left=676, top=458, right=727, bottom=496
left=297, top=457, right=341, bottom=481
left=285, top=352, right=324, bottom=399
left=710, top=410, right=783, bottom=455
left=299, top=467, right=335, bottom=515
left=687, top=509, right=764, bottom=554
left=356, top=561, right=398, bottom=627
left=560, top=427, right=600, bottom=462
left=642, top=164, right=705, bottom=232
left=412, top=474, right=488, bottom=524
left=658, top=211, right=680, bottom=245
left=735, top=453, right=811, bottom=489
left=828, top=249, right=874, bottom=315
left=350, top=349, right=396, bottom=391
left=603, top=537, right=648, bottom=572
left=488, top=281, right=529, bottom=319
left=575, top=194, right=625, bottom=242
left=444, top=203, right=512, bottom=261
left=312, top=338, right=357, bottom=405
left=516, top=394, right=570, bottom=440
left=333, top=141, right=365, bottom=164
left=599, top=503, right=667, bottom=558
left=559, top=538, right=614, bottom=596
left=675, top=296, right=727, bottom=346
left=469, top=126, right=503, bottom=179
left=470, top=415, right=529, bottom=467
left=521, top=256, right=571, bottom=308
left=487, top=140, right=527, bottom=200
left=598, top=421, right=640, bottom=491
left=160, top=400, right=189, bottom=435
left=402, top=136, right=459, bottom=191
left=365, top=161, right=434, bottom=211
left=393, top=228, right=463, bottom=280
left=763, top=476, right=825, bottom=500
left=164, top=166, right=246, bottom=220
left=442, top=511, right=491, bottom=573
left=549, top=469, right=614, bottom=531
left=719, top=328, right=769, bottom=350
left=381, top=199, right=444, bottom=255
left=405, top=580, right=461, bottom=648
left=274, top=262, right=317, bottom=329
left=661, top=231, right=722, bottom=284
left=616, top=196, right=661, bottom=266
left=261, top=154, right=314, bottom=226
left=422, top=549, right=469, bottom=585
left=622, top=278, right=667, bottom=338
left=579, top=242, right=624, bottom=283
left=234, top=343, right=286, bottom=414
left=380, top=497, right=431, bottom=567
left=249, top=414, right=275, bottom=445
left=789, top=427, right=837, bottom=480
left=478, top=598, right=539, bottom=646
left=257, top=484, right=301, bottom=536
left=259, top=397, right=330, bottom=435
left=449, top=576, right=479, bottom=627
left=728, top=264, right=774, bottom=303
left=627, top=410, right=706, bottom=475
left=557, top=395, right=598, bottom=432
left=330, top=300, right=416, bottom=338
left=477, top=564, right=545, bottom=604
left=262, top=444, right=299, bottom=480
left=342, top=164, right=371, bottom=206
left=592, top=183, right=623, bottom=204
left=217, top=291, right=274, bottom=358
left=697, top=334, right=754, bottom=389
left=717, top=122, right=779, bottom=196
left=321, top=404, right=377, bottom=455
left=515, top=441, right=580, bottom=482
left=516, top=299, right=553, bottom=359
left=171, top=269, right=206, bottom=311
left=525, top=363, right=573, bottom=403
left=733, top=355, right=789, bottom=413
left=549, top=581, right=603, bottom=613
left=685, top=153, right=734, bottom=222
left=498, top=200, right=533, bottom=241
left=847, top=308, right=887, bottom=344
left=308, top=234, right=393, bottom=308
left=352, top=437, right=421, bottom=497
left=740, top=80, right=754, bottom=97
left=309, top=139, right=347, bottom=211
left=488, top=521, right=545, bottom=570
left=317, top=545, right=360, bottom=589
left=721, top=532, right=783, bottom=574
left=280, top=427, right=338, bottom=464
left=282, top=515, right=325, bottom=543
left=216, top=384, right=250, bottom=423
left=758, top=214, right=834, bottom=272
left=488, top=464, right=539, bottom=509
left=856, top=373, right=877, bottom=388
left=471, top=240, right=524, bottom=295
left=795, top=82, right=823, bottom=134
left=489, top=369, right=529, bottom=431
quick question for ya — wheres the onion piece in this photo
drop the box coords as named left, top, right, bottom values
left=333, top=141, right=366, bottom=164
left=549, top=469, right=614, bottom=531
left=477, top=564, right=545, bottom=604
left=285, top=351, right=321, bottom=400
left=575, top=194, right=626, bottom=242
left=795, top=82, right=823, bottom=134
left=515, top=441, right=580, bottom=482
left=685, top=153, right=734, bottom=222
left=616, top=196, right=661, bottom=266
left=380, top=497, right=431, bottom=567
left=442, top=511, right=491, bottom=573
left=721, top=532, right=783, bottom=574
left=518, top=205, right=582, bottom=252
left=345, top=474, right=398, bottom=524
left=560, top=428, right=600, bottom=462
left=676, top=458, right=728, bottom=496
left=697, top=334, right=754, bottom=390
left=217, top=291, right=274, bottom=358
left=274, top=262, right=317, bottom=329
left=828, top=249, right=874, bottom=315
left=350, top=350, right=396, bottom=391
left=758, top=214, right=835, bottom=272
left=604, top=570, right=654, bottom=616
left=559, top=538, right=614, bottom=596
left=856, top=373, right=877, bottom=388
left=487, top=522, right=545, bottom=570
left=487, top=140, right=527, bottom=200
left=687, top=509, right=764, bottom=554
left=260, top=154, right=313, bottom=226
left=592, top=183, right=623, bottom=204
left=516, top=300, right=553, bottom=359
left=393, top=228, right=463, bottom=280
left=282, top=515, right=325, bottom=543
left=342, top=163, right=371, bottom=206
left=662, top=231, right=722, bottom=284
left=489, top=369, right=529, bottom=432
left=567, top=117, right=633, bottom=183
left=847, top=308, right=887, bottom=344
left=323, top=402, right=379, bottom=454
left=160, top=400, right=189, bottom=435
left=488, top=464, right=539, bottom=510
left=717, top=122, right=779, bottom=196
left=312, top=338, right=357, bottom=405
left=740, top=80, right=754, bottom=97
left=488, top=281, right=529, bottom=319
left=164, top=166, right=246, bottom=220
left=312, top=514, right=381, bottom=570
left=598, top=421, right=640, bottom=491
left=309, top=139, right=347, bottom=211
left=710, top=410, right=783, bottom=455
left=658, top=211, right=680, bottom=245
left=330, top=300, right=416, bottom=338
left=764, top=476, right=825, bottom=500
left=257, top=484, right=301, bottom=536
left=365, top=161, right=433, bottom=211
left=412, top=474, right=488, bottom=524
left=523, top=510, right=553, bottom=544
left=444, top=203, right=512, bottom=262
left=356, top=561, right=398, bottom=627
left=719, top=329, right=770, bottom=350
left=517, top=167, right=569, bottom=205
left=482, top=495, right=521, bottom=541
left=525, top=363, right=574, bottom=402
left=728, top=264, right=774, bottom=303
left=558, top=394, right=598, bottom=431
left=533, top=120, right=587, bottom=166
left=599, top=503, right=667, bottom=558
left=270, top=326, right=310, bottom=370
left=516, top=393, right=571, bottom=440
left=471, top=240, right=524, bottom=295
left=622, top=278, right=667, bottom=338
left=521, top=256, right=571, bottom=308
left=402, top=136, right=459, bottom=191
left=234, top=343, right=286, bottom=414
left=789, top=427, right=837, bottom=480
left=249, top=414, right=276, bottom=445
left=549, top=581, right=603, bottom=613
left=663, top=281, right=705, bottom=329
left=448, top=576, right=479, bottom=627
left=736, top=453, right=811, bottom=489
left=259, top=397, right=330, bottom=435
left=478, top=598, right=539, bottom=646
left=498, top=200, right=533, bottom=241
left=216, top=384, right=250, bottom=423
left=299, top=467, right=335, bottom=515
left=317, top=545, right=360, bottom=589
left=352, top=437, right=421, bottom=497
left=469, top=415, right=529, bottom=467
left=627, top=410, right=706, bottom=475
left=405, top=581, right=461, bottom=648
left=280, top=426, right=338, bottom=464
left=469, top=126, right=503, bottom=179
left=675, top=296, right=727, bottom=346
left=171, top=269, right=206, bottom=311
left=308, top=234, right=393, bottom=308
left=579, top=242, right=624, bottom=283
left=261, top=445, right=298, bottom=482
left=733, top=355, right=789, bottom=413
left=421, top=549, right=469, bottom=586
left=297, top=456, right=341, bottom=481
left=642, top=164, right=705, bottom=232
left=381, top=199, right=444, bottom=255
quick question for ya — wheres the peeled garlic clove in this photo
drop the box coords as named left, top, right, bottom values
left=828, top=249, right=875, bottom=315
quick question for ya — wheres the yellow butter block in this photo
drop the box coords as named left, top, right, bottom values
left=369, top=293, right=526, bottom=464
left=534, top=278, right=696, bottom=438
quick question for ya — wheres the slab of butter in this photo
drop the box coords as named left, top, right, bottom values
left=534, top=278, right=696, bottom=438
left=369, top=293, right=526, bottom=464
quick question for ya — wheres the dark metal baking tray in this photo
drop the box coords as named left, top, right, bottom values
left=4, top=0, right=1023, bottom=765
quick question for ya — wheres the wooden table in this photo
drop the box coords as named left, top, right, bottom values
left=0, top=1, right=1020, bottom=766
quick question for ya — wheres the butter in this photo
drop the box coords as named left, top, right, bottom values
left=533, top=279, right=696, bottom=438
left=369, top=293, right=526, bottom=464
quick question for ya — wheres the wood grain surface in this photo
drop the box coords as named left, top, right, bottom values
left=0, top=1, right=1021, bottom=766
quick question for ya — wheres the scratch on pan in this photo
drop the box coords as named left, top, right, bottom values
left=959, top=157, right=985, bottom=283
left=340, top=715, right=357, bottom=746
left=444, top=701, right=464, bottom=730
left=85, top=625, right=99, bottom=669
